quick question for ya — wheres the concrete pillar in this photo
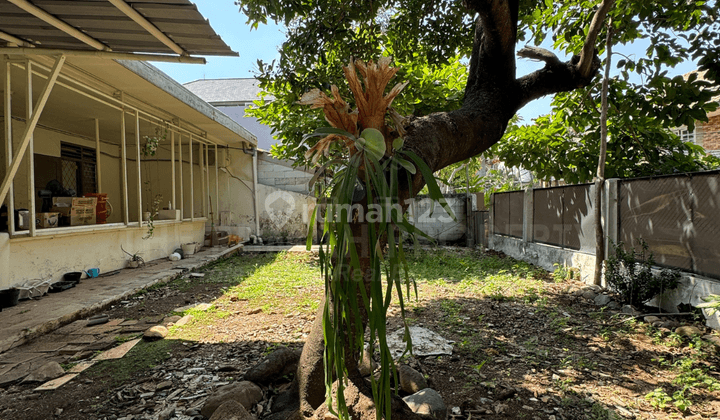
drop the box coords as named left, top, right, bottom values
left=523, top=187, right=534, bottom=243
left=604, top=179, right=620, bottom=258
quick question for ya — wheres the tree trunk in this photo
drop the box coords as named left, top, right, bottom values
left=594, top=20, right=614, bottom=285
left=296, top=1, right=615, bottom=417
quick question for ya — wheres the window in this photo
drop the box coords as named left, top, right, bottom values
left=60, top=143, right=96, bottom=196
left=674, top=128, right=696, bottom=144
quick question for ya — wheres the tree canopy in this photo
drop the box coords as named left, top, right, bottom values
left=242, top=0, right=720, bottom=173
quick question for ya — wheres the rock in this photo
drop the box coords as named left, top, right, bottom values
left=581, top=290, right=597, bottom=300
left=163, top=315, right=182, bottom=326
left=175, top=315, right=194, bottom=327
left=593, top=295, right=612, bottom=306
left=158, top=406, right=175, bottom=420
left=358, top=346, right=376, bottom=377
left=55, top=408, right=63, bottom=416
left=403, top=388, right=447, bottom=420
left=156, top=380, right=173, bottom=391
left=143, top=325, right=168, bottom=341
left=675, top=325, right=702, bottom=337
left=22, top=362, right=65, bottom=383
left=398, top=364, right=428, bottom=394
left=622, top=305, right=641, bottom=317
left=244, top=347, right=301, bottom=384
left=703, top=334, right=720, bottom=348
left=643, top=316, right=660, bottom=324
left=607, top=301, right=621, bottom=310
left=387, top=327, right=453, bottom=358
left=271, top=381, right=299, bottom=414
left=660, top=320, right=680, bottom=329
left=209, top=400, right=253, bottom=420
left=201, top=381, right=262, bottom=418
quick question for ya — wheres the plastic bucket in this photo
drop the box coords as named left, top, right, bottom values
left=0, top=288, right=20, bottom=308
left=181, top=243, right=196, bottom=255
left=63, top=272, right=82, bottom=283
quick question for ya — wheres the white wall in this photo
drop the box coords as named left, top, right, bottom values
left=257, top=152, right=313, bottom=195
left=257, top=183, right=316, bottom=242
left=0, top=220, right=204, bottom=289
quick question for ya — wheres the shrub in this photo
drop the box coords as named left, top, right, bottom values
left=605, top=239, right=680, bottom=307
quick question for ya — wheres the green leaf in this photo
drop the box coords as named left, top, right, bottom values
left=392, top=137, right=404, bottom=150
left=394, top=156, right=416, bottom=174
left=359, top=128, right=386, bottom=161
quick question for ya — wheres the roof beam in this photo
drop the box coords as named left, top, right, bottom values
left=106, top=0, right=185, bottom=55
left=0, top=30, right=34, bottom=48
left=6, top=0, right=110, bottom=51
left=0, top=47, right=206, bottom=64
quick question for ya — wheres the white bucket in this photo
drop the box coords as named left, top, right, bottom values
left=181, top=242, right=196, bottom=255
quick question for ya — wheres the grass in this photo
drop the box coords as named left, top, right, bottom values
left=85, top=340, right=174, bottom=387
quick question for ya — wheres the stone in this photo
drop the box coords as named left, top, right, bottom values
left=643, top=316, right=660, bottom=324
left=244, top=347, right=301, bottom=384
left=201, top=381, right=263, bottom=418
left=156, top=380, right=173, bottom=391
left=158, top=407, right=175, bottom=420
left=175, top=315, right=194, bottom=327
left=403, top=388, right=447, bottom=420
left=607, top=301, right=621, bottom=310
left=387, top=327, right=453, bottom=358
left=675, top=326, right=702, bottom=337
left=581, top=290, right=597, bottom=300
left=209, top=400, right=253, bottom=420
left=358, top=346, right=376, bottom=377
left=621, top=305, right=641, bottom=317
left=163, top=315, right=182, bottom=326
left=143, top=326, right=169, bottom=341
left=398, top=364, right=428, bottom=394
left=22, top=361, right=65, bottom=383
left=593, top=295, right=612, bottom=306
left=703, top=334, right=720, bottom=348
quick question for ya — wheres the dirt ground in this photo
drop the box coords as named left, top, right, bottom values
left=1, top=249, right=719, bottom=420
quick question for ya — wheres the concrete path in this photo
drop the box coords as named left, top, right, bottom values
left=244, top=244, right=320, bottom=252
left=0, top=244, right=243, bottom=354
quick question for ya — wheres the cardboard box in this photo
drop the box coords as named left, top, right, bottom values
left=35, top=212, right=59, bottom=228
left=52, top=197, right=97, bottom=208
left=51, top=205, right=96, bottom=226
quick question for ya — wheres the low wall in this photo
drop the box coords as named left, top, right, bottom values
left=257, top=184, right=316, bottom=243
left=0, top=220, right=205, bottom=289
left=408, top=194, right=470, bottom=243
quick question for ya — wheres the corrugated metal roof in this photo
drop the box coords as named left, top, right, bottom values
left=0, top=0, right=236, bottom=56
left=184, top=78, right=273, bottom=103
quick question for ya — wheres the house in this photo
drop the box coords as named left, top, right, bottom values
left=0, top=0, right=261, bottom=289
left=185, top=78, right=317, bottom=243
left=183, top=78, right=276, bottom=151
left=676, top=70, right=720, bottom=157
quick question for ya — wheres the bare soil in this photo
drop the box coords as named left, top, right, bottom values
left=1, top=249, right=719, bottom=420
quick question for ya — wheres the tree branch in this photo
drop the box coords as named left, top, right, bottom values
left=578, top=0, right=616, bottom=78
left=517, top=46, right=562, bottom=67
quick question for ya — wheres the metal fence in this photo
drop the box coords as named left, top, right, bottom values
left=493, top=191, right=524, bottom=238
left=533, top=184, right=593, bottom=251
left=619, top=171, right=720, bottom=279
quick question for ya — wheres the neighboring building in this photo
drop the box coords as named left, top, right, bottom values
left=678, top=71, right=720, bottom=157
left=0, top=1, right=260, bottom=288
left=183, top=78, right=276, bottom=151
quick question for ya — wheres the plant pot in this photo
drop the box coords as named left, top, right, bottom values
left=127, top=260, right=141, bottom=269
left=181, top=243, right=196, bottom=256
left=143, top=212, right=151, bottom=222
left=0, top=288, right=20, bottom=308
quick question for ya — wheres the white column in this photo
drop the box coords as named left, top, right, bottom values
left=204, top=143, right=210, bottom=218
left=26, top=59, right=35, bottom=236
left=171, top=131, right=175, bottom=210
left=120, top=108, right=128, bottom=225
left=95, top=118, right=101, bottom=192
left=189, top=134, right=194, bottom=221
left=200, top=142, right=206, bottom=217
left=179, top=133, right=184, bottom=220
left=214, top=144, right=219, bottom=222
left=135, top=110, right=142, bottom=224
left=4, top=59, right=15, bottom=235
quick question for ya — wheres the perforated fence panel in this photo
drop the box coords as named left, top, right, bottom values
left=493, top=191, right=523, bottom=238
left=619, top=175, right=710, bottom=275
left=533, top=184, right=594, bottom=250
left=508, top=191, right=524, bottom=238
left=563, top=185, right=593, bottom=250
left=533, top=188, right=563, bottom=247
left=690, top=174, right=720, bottom=278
